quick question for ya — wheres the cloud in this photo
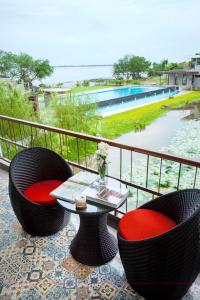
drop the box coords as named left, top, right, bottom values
left=0, top=0, right=200, bottom=65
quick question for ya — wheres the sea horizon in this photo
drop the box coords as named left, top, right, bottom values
left=38, top=65, right=114, bottom=86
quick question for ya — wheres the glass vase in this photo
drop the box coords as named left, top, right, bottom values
left=98, top=162, right=107, bottom=186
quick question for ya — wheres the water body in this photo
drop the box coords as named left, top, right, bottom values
left=80, top=86, right=164, bottom=102
left=108, top=103, right=200, bottom=177
left=80, top=86, right=177, bottom=116
left=116, top=110, right=190, bottom=150
left=41, top=86, right=177, bottom=116
left=117, top=103, right=200, bottom=151
left=98, top=89, right=177, bottom=116
left=40, top=66, right=113, bottom=85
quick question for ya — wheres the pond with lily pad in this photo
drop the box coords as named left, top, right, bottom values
left=108, top=103, right=200, bottom=210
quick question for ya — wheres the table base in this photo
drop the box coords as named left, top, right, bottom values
left=70, top=213, right=118, bottom=266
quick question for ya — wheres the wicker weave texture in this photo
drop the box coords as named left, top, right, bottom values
left=118, top=189, right=200, bottom=300
left=70, top=213, right=118, bottom=266
left=9, top=147, right=73, bottom=236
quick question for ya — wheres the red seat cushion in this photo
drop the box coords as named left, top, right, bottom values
left=119, top=209, right=177, bottom=241
left=24, top=180, right=63, bottom=205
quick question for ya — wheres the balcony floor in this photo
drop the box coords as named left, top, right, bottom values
left=0, top=168, right=199, bottom=300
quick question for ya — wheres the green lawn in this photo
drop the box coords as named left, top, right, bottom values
left=102, top=91, right=200, bottom=139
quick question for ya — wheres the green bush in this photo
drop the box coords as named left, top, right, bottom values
left=48, top=94, right=100, bottom=134
left=75, top=81, right=81, bottom=87
left=0, top=82, right=39, bottom=159
left=55, top=82, right=64, bottom=88
left=107, top=79, right=124, bottom=86
left=82, top=80, right=89, bottom=87
left=130, top=79, right=141, bottom=85
left=0, top=82, right=36, bottom=119
left=40, top=93, right=102, bottom=161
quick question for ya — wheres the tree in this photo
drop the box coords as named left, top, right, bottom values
left=113, top=55, right=151, bottom=80
left=0, top=50, right=53, bottom=89
left=148, top=59, right=168, bottom=76
left=149, top=59, right=184, bottom=76
left=0, top=50, right=17, bottom=78
left=166, top=62, right=184, bottom=70
left=129, top=56, right=151, bottom=79
left=113, top=55, right=131, bottom=80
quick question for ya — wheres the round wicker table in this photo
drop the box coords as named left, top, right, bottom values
left=57, top=199, right=118, bottom=266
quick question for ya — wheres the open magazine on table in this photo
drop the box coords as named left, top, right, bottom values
left=68, top=171, right=98, bottom=186
left=50, top=181, right=86, bottom=203
left=50, top=171, right=128, bottom=208
left=50, top=171, right=98, bottom=203
left=82, top=178, right=129, bottom=208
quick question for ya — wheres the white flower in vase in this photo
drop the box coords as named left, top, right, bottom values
left=96, top=142, right=109, bottom=184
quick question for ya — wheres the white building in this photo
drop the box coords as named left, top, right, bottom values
left=159, top=53, right=200, bottom=89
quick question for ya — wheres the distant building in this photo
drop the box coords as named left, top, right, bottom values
left=42, top=88, right=72, bottom=94
left=159, top=53, right=200, bottom=89
left=42, top=87, right=72, bottom=106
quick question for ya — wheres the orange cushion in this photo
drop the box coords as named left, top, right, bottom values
left=119, top=209, right=176, bottom=241
left=24, top=180, right=63, bottom=205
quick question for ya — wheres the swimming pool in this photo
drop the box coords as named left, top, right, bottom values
left=78, top=86, right=179, bottom=116
left=80, top=86, right=165, bottom=102
left=99, top=89, right=178, bottom=116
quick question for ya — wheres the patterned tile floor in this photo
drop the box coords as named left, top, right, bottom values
left=0, top=168, right=199, bottom=300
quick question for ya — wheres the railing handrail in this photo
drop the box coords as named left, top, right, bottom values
left=1, top=114, right=200, bottom=168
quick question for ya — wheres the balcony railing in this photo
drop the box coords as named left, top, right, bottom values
left=0, top=114, right=200, bottom=217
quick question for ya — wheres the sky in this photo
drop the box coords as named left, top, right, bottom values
left=1, top=0, right=200, bottom=65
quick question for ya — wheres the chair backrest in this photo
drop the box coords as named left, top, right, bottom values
left=9, top=147, right=73, bottom=193
left=118, top=189, right=200, bottom=300
left=141, top=189, right=200, bottom=224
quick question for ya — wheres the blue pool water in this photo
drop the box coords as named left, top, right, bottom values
left=78, top=86, right=178, bottom=116
left=98, top=89, right=178, bottom=115
left=80, top=86, right=165, bottom=102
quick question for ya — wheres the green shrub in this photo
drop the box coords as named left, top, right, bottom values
left=40, top=93, right=102, bottom=161
left=0, top=82, right=36, bottom=120
left=107, top=79, right=124, bottom=86
left=0, top=82, right=39, bottom=159
left=130, top=79, right=141, bottom=85
left=82, top=80, right=89, bottom=87
left=55, top=82, right=64, bottom=88
left=75, top=81, right=81, bottom=87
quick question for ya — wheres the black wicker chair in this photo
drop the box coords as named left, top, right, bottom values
left=9, top=147, right=73, bottom=236
left=118, top=189, right=200, bottom=300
